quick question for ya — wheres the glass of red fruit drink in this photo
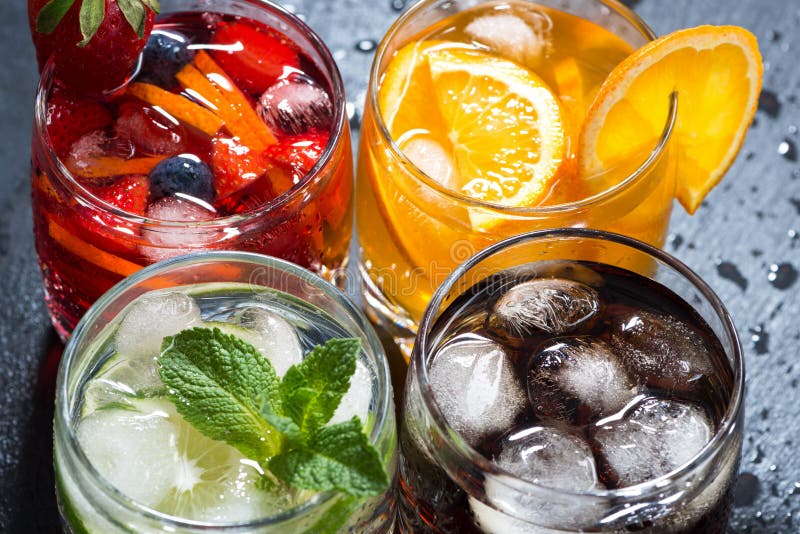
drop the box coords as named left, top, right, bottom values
left=30, top=0, right=353, bottom=340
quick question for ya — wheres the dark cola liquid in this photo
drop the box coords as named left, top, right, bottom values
left=398, top=261, right=737, bottom=533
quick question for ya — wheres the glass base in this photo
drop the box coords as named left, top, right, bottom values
left=357, top=259, right=416, bottom=362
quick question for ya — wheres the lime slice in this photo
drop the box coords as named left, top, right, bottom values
left=76, top=397, right=308, bottom=522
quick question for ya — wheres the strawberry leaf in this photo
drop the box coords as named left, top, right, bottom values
left=36, top=0, right=77, bottom=34
left=139, top=0, right=161, bottom=14
left=78, top=0, right=105, bottom=46
left=117, top=0, right=147, bottom=38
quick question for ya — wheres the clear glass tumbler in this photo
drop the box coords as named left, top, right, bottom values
left=54, top=252, right=396, bottom=533
left=31, top=0, right=353, bottom=340
left=399, top=229, right=743, bottom=533
left=356, top=0, right=677, bottom=355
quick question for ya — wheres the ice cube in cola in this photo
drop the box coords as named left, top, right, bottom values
left=399, top=261, right=737, bottom=533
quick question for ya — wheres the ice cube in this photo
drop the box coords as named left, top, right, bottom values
left=496, top=426, right=601, bottom=490
left=116, top=291, right=202, bottom=361
left=470, top=498, right=564, bottom=534
left=116, top=103, right=187, bottom=155
left=77, top=401, right=181, bottom=508
left=428, top=335, right=526, bottom=445
left=528, top=337, right=637, bottom=425
left=400, top=137, right=458, bottom=190
left=593, top=397, right=714, bottom=487
left=66, top=131, right=135, bottom=174
left=487, top=278, right=600, bottom=342
left=140, top=197, right=219, bottom=262
left=471, top=427, right=603, bottom=532
left=610, top=309, right=715, bottom=392
left=464, top=10, right=551, bottom=66
left=257, top=75, right=333, bottom=135
left=330, top=359, right=372, bottom=425
left=230, top=307, right=303, bottom=377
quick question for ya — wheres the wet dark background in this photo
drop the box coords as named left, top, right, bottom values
left=0, top=0, right=797, bottom=531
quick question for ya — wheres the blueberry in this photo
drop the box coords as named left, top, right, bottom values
left=149, top=155, right=215, bottom=202
left=138, top=30, right=195, bottom=87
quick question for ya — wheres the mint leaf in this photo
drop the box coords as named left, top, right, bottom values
left=36, top=0, right=77, bottom=34
left=159, top=327, right=283, bottom=461
left=78, top=0, right=105, bottom=46
left=117, top=0, right=147, bottom=38
left=280, top=338, right=359, bottom=435
left=260, top=401, right=303, bottom=446
left=268, top=417, right=389, bottom=497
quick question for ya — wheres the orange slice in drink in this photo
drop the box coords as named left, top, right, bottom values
left=579, top=25, right=762, bottom=213
left=379, top=42, right=568, bottom=230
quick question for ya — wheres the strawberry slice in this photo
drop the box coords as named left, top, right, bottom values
left=29, top=0, right=158, bottom=94
left=210, top=136, right=270, bottom=200
left=66, top=174, right=150, bottom=256
left=265, top=132, right=330, bottom=186
left=211, top=21, right=300, bottom=95
left=92, top=174, right=149, bottom=214
left=46, top=87, right=113, bottom=158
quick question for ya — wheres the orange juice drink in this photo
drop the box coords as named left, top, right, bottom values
left=356, top=0, right=761, bottom=354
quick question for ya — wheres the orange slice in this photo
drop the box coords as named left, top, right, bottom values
left=66, top=156, right=166, bottom=179
left=579, top=25, right=762, bottom=213
left=193, top=51, right=277, bottom=149
left=379, top=42, right=567, bottom=229
left=127, top=82, right=224, bottom=137
left=49, top=220, right=142, bottom=277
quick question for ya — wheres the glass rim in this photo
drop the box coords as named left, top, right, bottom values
left=34, top=0, right=347, bottom=229
left=413, top=228, right=745, bottom=503
left=56, top=251, right=393, bottom=528
left=367, top=0, right=678, bottom=215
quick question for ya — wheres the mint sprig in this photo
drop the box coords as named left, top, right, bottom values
left=158, top=328, right=389, bottom=497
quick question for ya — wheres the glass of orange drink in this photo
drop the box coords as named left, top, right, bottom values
left=356, top=0, right=761, bottom=355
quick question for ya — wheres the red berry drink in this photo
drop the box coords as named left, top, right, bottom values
left=30, top=0, right=352, bottom=340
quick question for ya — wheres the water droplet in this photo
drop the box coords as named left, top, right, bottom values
left=749, top=324, right=770, bottom=355
left=333, top=49, right=347, bottom=61
left=667, top=233, right=684, bottom=250
left=355, top=39, right=377, bottom=53
left=769, top=464, right=778, bottom=472
left=779, top=138, right=798, bottom=161
left=391, top=0, right=406, bottom=11
left=758, top=90, right=781, bottom=118
left=789, top=125, right=798, bottom=136
left=716, top=260, right=748, bottom=291
left=752, top=444, right=766, bottom=464
left=768, top=262, right=798, bottom=289
left=735, top=472, right=761, bottom=506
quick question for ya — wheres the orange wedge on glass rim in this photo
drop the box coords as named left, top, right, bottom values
left=579, top=25, right=763, bottom=213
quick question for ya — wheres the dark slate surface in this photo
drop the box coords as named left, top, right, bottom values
left=0, top=0, right=797, bottom=531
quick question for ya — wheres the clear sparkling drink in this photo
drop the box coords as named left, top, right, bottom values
left=54, top=254, right=396, bottom=533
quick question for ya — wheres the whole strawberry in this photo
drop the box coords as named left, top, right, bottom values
left=29, top=0, right=160, bottom=94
